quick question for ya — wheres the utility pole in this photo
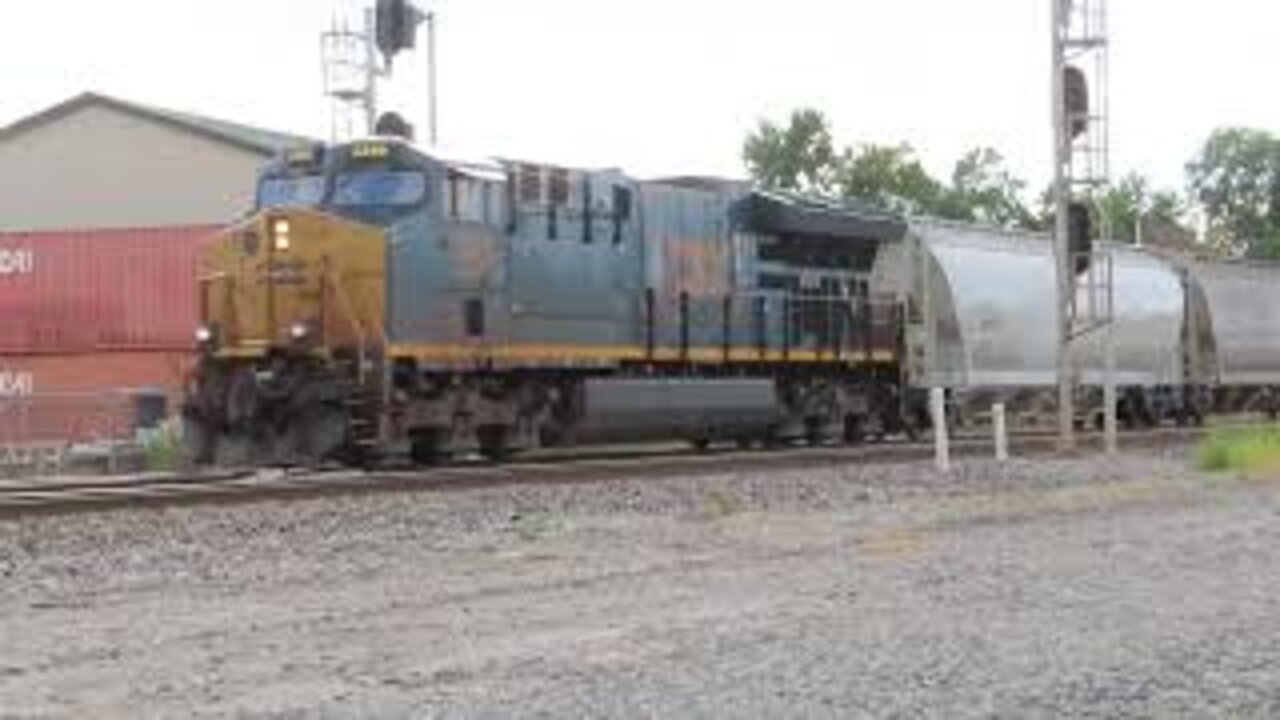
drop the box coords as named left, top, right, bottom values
left=427, top=11, right=439, bottom=145
left=1051, top=0, right=1074, bottom=450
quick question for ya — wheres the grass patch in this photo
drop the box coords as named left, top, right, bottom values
left=1196, top=427, right=1280, bottom=473
left=141, top=420, right=184, bottom=473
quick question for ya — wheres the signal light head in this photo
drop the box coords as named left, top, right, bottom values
left=376, top=0, right=424, bottom=62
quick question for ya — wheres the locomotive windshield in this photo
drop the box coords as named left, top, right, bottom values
left=258, top=175, right=326, bottom=209
left=332, top=170, right=426, bottom=207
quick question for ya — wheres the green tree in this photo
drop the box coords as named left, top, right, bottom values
left=833, top=143, right=945, bottom=215
left=1149, top=190, right=1184, bottom=221
left=1096, top=173, right=1149, bottom=243
left=1187, top=127, right=1280, bottom=257
left=938, top=147, right=1036, bottom=228
left=742, top=110, right=1039, bottom=228
left=1033, top=174, right=1187, bottom=245
left=742, top=108, right=838, bottom=193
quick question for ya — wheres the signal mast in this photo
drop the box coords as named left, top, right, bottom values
left=1051, top=0, right=1115, bottom=452
left=321, top=0, right=437, bottom=143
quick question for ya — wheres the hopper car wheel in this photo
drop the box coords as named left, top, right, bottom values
left=805, top=423, right=823, bottom=447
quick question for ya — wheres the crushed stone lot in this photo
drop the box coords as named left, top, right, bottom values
left=3, top=451, right=1280, bottom=718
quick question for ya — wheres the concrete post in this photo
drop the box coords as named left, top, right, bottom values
left=931, top=387, right=950, bottom=473
left=993, top=402, right=1009, bottom=462
left=1104, top=308, right=1119, bottom=455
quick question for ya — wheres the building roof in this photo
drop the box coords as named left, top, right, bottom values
left=0, top=92, right=312, bottom=156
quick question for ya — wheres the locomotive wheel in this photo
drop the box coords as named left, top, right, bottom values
left=843, top=415, right=866, bottom=445
left=410, top=429, right=448, bottom=466
left=181, top=414, right=216, bottom=467
left=478, top=425, right=515, bottom=462
left=214, top=433, right=257, bottom=469
left=287, top=406, right=349, bottom=468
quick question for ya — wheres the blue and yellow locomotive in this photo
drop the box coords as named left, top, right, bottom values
left=185, top=138, right=908, bottom=465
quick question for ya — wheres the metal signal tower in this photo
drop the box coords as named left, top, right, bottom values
left=1051, top=0, right=1115, bottom=453
left=321, top=0, right=437, bottom=143
left=322, top=13, right=379, bottom=141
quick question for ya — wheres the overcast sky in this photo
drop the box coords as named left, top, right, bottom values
left=2, top=1, right=1276, bottom=193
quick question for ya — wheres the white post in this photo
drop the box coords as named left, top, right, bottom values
left=993, top=402, right=1009, bottom=461
left=1104, top=298, right=1118, bottom=455
left=931, top=387, right=950, bottom=473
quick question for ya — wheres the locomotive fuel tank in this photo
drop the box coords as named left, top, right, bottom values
left=574, top=377, right=780, bottom=443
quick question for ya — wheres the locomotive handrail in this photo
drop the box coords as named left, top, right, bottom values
left=323, top=266, right=371, bottom=384
left=662, top=288, right=897, bottom=363
left=197, top=272, right=233, bottom=344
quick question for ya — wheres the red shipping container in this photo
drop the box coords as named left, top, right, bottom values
left=0, top=394, right=136, bottom=446
left=0, top=351, right=194, bottom=395
left=0, top=225, right=219, bottom=353
left=0, top=351, right=194, bottom=445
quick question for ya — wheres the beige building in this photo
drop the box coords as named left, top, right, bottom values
left=0, top=93, right=308, bottom=232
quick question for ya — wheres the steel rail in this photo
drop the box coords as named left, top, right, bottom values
left=0, top=423, right=1237, bottom=518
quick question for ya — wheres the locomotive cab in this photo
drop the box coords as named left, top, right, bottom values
left=196, top=141, right=430, bottom=358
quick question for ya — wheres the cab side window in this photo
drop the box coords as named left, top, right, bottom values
left=446, top=170, right=493, bottom=224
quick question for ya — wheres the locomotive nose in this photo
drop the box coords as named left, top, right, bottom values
left=198, top=209, right=388, bottom=358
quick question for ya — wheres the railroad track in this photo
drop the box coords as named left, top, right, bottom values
left=0, top=423, right=1234, bottom=517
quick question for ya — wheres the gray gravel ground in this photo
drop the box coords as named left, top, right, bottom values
left=2, top=450, right=1280, bottom=718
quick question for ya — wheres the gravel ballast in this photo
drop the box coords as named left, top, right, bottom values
left=2, top=450, right=1279, bottom=718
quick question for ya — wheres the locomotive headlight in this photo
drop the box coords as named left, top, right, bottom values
left=195, top=324, right=219, bottom=352
left=272, top=219, right=291, bottom=251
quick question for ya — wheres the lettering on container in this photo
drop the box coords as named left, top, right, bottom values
left=0, top=372, right=34, bottom=398
left=0, top=446, right=65, bottom=474
left=0, top=249, right=34, bottom=276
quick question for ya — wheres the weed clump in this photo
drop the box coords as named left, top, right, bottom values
left=1196, top=427, right=1280, bottom=474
